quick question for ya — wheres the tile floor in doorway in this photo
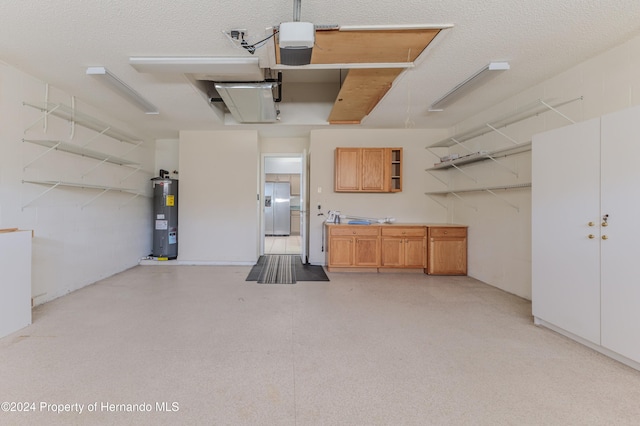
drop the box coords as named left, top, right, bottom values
left=265, top=235, right=301, bottom=254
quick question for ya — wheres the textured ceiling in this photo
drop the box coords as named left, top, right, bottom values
left=1, top=1, right=640, bottom=139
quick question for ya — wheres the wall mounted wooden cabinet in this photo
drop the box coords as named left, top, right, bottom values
left=334, top=147, right=402, bottom=193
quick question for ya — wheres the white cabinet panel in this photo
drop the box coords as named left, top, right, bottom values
left=600, top=104, right=640, bottom=362
left=533, top=105, right=640, bottom=368
left=0, top=231, right=32, bottom=338
left=532, top=117, right=602, bottom=345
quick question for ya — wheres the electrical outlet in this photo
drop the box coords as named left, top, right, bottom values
left=229, top=29, right=247, bottom=40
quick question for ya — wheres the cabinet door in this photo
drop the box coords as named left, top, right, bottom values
left=361, top=148, right=386, bottom=192
left=335, top=148, right=360, bottom=191
left=380, top=237, right=404, bottom=267
left=427, top=228, right=467, bottom=275
left=354, top=236, right=379, bottom=267
left=531, top=117, right=601, bottom=345
left=404, top=238, right=426, bottom=268
left=329, top=236, right=354, bottom=267
left=428, top=237, right=466, bottom=275
left=600, top=105, right=640, bottom=362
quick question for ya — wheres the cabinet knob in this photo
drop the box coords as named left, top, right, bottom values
left=443, top=231, right=448, bottom=234
left=588, top=234, right=595, bottom=239
left=353, top=231, right=356, bottom=234
left=588, top=222, right=595, bottom=227
left=402, top=231, right=406, bottom=235
left=601, top=222, right=608, bottom=227
left=602, top=235, right=608, bottom=240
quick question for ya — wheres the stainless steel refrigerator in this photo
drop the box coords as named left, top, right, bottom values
left=265, top=182, right=291, bottom=236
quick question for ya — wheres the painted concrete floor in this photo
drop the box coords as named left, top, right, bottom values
left=1, top=266, right=640, bottom=425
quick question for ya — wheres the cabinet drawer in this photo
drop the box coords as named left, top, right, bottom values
left=381, top=227, right=426, bottom=237
left=429, top=227, right=467, bottom=238
left=330, top=226, right=380, bottom=236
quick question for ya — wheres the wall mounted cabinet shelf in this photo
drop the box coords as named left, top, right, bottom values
left=427, top=97, right=582, bottom=149
left=23, top=139, right=140, bottom=167
left=22, top=180, right=144, bottom=209
left=22, top=101, right=149, bottom=209
left=24, top=102, right=141, bottom=143
left=425, top=183, right=531, bottom=211
left=426, top=141, right=532, bottom=171
left=424, top=96, right=582, bottom=211
left=334, top=147, right=402, bottom=193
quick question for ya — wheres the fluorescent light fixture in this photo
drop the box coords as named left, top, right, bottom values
left=86, top=66, right=159, bottom=114
left=214, top=82, right=278, bottom=123
left=429, top=61, right=510, bottom=111
left=129, top=56, right=264, bottom=81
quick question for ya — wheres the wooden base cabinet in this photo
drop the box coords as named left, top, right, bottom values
left=427, top=227, right=467, bottom=275
left=328, top=226, right=380, bottom=268
left=380, top=227, right=426, bottom=269
left=326, top=224, right=466, bottom=274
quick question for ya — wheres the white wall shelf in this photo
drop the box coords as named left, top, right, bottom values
left=426, top=97, right=583, bottom=149
left=426, top=141, right=532, bottom=171
left=425, top=183, right=531, bottom=211
left=22, top=180, right=145, bottom=209
left=23, top=102, right=141, bottom=144
left=23, top=139, right=140, bottom=167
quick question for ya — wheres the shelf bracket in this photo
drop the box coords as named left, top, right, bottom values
left=451, top=164, right=478, bottom=183
left=485, top=123, right=520, bottom=145
left=426, top=170, right=449, bottom=186
left=540, top=99, right=579, bottom=124
left=82, top=126, right=112, bottom=148
left=81, top=158, right=110, bottom=177
left=120, top=193, right=142, bottom=208
left=450, top=137, right=475, bottom=153
left=485, top=154, right=519, bottom=177
left=81, top=188, right=111, bottom=209
left=484, top=188, right=521, bottom=212
left=22, top=180, right=61, bottom=209
left=425, top=194, right=449, bottom=210
left=120, top=166, right=142, bottom=183
left=22, top=139, right=61, bottom=170
left=23, top=102, right=61, bottom=134
left=450, top=192, right=478, bottom=212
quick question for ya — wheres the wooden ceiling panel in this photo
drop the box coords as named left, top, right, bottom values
left=311, top=29, right=440, bottom=64
left=275, top=28, right=442, bottom=124
left=328, top=68, right=403, bottom=124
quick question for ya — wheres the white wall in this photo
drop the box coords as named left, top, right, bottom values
left=178, top=130, right=259, bottom=264
left=307, top=128, right=449, bottom=265
left=0, top=62, right=154, bottom=306
left=155, top=138, right=179, bottom=179
left=435, top=33, right=640, bottom=300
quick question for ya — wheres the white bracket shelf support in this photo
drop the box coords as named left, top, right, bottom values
left=425, top=183, right=531, bottom=212
left=22, top=180, right=144, bottom=210
left=426, top=96, right=583, bottom=149
left=23, top=102, right=142, bottom=144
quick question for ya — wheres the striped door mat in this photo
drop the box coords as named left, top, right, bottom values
left=257, top=255, right=296, bottom=284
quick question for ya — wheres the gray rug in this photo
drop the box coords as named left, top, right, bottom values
left=258, top=255, right=296, bottom=284
left=246, top=255, right=330, bottom=284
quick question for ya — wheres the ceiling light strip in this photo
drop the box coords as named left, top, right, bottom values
left=429, top=61, right=510, bottom=111
left=86, top=67, right=159, bottom=114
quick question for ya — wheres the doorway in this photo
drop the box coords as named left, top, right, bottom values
left=261, top=153, right=308, bottom=261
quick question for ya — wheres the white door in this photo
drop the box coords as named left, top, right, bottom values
left=532, top=117, right=601, bottom=344
left=300, top=149, right=308, bottom=264
left=600, top=105, right=640, bottom=362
